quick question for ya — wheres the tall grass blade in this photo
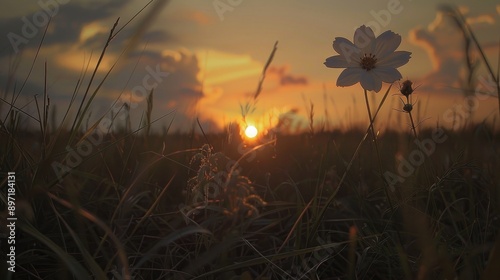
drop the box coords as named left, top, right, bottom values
left=131, top=226, right=211, bottom=270
left=254, top=41, right=278, bottom=101
left=18, top=220, right=90, bottom=279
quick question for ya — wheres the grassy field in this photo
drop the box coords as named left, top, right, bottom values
left=1, top=118, right=500, bottom=279
left=1, top=4, right=500, bottom=280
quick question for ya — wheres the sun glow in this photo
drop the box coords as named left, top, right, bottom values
left=244, top=125, right=258, bottom=139
left=196, top=49, right=262, bottom=85
left=79, top=22, right=106, bottom=42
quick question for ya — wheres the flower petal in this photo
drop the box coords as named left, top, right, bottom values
left=324, top=55, right=351, bottom=68
left=373, top=67, right=402, bottom=83
left=337, top=68, right=363, bottom=87
left=354, top=25, right=376, bottom=53
left=360, top=71, right=382, bottom=92
left=333, top=37, right=360, bottom=64
left=377, top=51, right=411, bottom=68
left=374, top=30, right=401, bottom=58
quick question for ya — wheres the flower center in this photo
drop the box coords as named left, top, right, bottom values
left=360, top=53, right=377, bottom=71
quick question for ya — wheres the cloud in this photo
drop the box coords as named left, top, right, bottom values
left=0, top=0, right=175, bottom=58
left=0, top=0, right=209, bottom=132
left=280, top=74, right=308, bottom=86
left=0, top=0, right=131, bottom=56
left=172, top=10, right=215, bottom=25
left=141, top=30, right=173, bottom=44
left=466, top=14, right=495, bottom=25
left=118, top=49, right=212, bottom=131
left=268, top=65, right=309, bottom=86
left=409, top=6, right=499, bottom=94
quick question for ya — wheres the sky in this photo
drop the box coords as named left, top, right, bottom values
left=1, top=0, right=499, bottom=135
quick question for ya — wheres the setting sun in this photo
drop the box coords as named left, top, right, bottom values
left=245, top=125, right=258, bottom=138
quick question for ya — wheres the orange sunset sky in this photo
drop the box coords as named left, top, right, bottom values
left=1, top=0, right=499, bottom=134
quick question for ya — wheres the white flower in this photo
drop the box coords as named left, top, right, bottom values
left=324, top=25, right=411, bottom=92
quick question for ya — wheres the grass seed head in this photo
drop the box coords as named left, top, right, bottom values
left=403, top=103, right=413, bottom=113
left=400, top=80, right=414, bottom=97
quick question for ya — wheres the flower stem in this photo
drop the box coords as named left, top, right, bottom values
left=363, top=89, right=401, bottom=242
left=407, top=97, right=418, bottom=139
left=310, top=87, right=390, bottom=241
left=363, top=89, right=375, bottom=138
